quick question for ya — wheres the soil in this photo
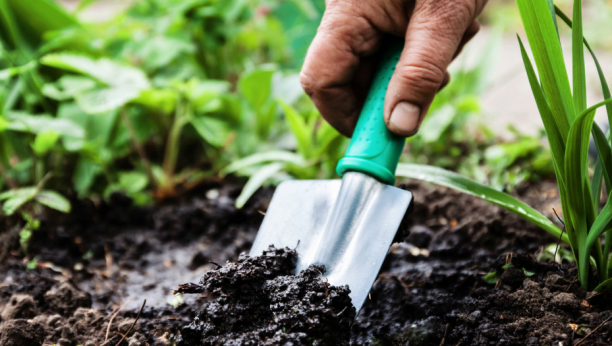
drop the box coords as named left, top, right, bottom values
left=1, top=179, right=612, bottom=345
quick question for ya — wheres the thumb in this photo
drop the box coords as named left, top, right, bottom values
left=384, top=1, right=480, bottom=137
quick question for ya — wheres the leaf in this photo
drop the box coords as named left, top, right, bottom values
left=417, top=105, right=455, bottom=143
left=1, top=187, right=36, bottom=215
left=484, top=272, right=499, bottom=284
left=555, top=6, right=612, bottom=132
left=76, top=0, right=100, bottom=12
left=235, top=162, right=285, bottom=209
left=40, top=53, right=150, bottom=89
left=240, top=68, right=274, bottom=112
left=190, top=116, right=232, bottom=147
left=516, top=0, right=574, bottom=136
left=0, top=61, right=35, bottom=81
left=395, top=163, right=567, bottom=241
left=594, top=277, right=612, bottom=293
left=35, top=190, right=71, bottom=213
left=118, top=171, right=149, bottom=194
left=32, top=130, right=60, bottom=155
left=222, top=151, right=305, bottom=176
left=73, top=158, right=101, bottom=197
left=75, top=86, right=142, bottom=114
left=5, top=112, right=84, bottom=138
left=572, top=0, right=586, bottom=115
left=42, top=75, right=97, bottom=101
left=592, top=122, right=612, bottom=194
left=132, top=88, right=177, bottom=114
left=279, top=100, right=312, bottom=158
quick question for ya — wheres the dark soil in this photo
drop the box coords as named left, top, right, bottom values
left=176, top=246, right=355, bottom=345
left=1, top=179, right=612, bottom=345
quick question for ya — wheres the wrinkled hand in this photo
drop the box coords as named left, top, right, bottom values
left=300, top=0, right=487, bottom=137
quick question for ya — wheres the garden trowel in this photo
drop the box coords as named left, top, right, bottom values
left=250, top=40, right=412, bottom=314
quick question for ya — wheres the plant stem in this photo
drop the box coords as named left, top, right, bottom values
left=0, top=160, right=17, bottom=189
left=162, top=98, right=188, bottom=187
left=121, top=108, right=158, bottom=188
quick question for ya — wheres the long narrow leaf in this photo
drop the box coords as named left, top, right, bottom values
left=555, top=6, right=612, bottom=132
left=584, top=196, right=612, bottom=271
left=235, top=163, right=285, bottom=209
left=396, top=163, right=567, bottom=241
left=572, top=0, right=586, bottom=115
left=222, top=151, right=305, bottom=175
left=517, top=0, right=574, bottom=136
left=593, top=123, right=612, bottom=193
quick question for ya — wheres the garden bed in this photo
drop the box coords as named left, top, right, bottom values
left=1, top=180, right=611, bottom=345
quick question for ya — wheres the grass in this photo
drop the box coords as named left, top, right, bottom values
left=398, top=0, right=612, bottom=291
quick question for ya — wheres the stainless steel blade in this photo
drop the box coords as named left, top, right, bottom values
left=250, top=172, right=413, bottom=314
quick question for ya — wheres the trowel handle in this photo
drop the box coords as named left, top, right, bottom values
left=336, top=38, right=406, bottom=185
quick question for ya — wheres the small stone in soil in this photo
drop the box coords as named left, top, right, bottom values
left=176, top=245, right=356, bottom=346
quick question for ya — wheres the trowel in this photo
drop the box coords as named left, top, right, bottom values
left=250, top=40, right=413, bottom=314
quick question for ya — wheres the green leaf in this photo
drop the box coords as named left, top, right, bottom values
left=35, top=190, right=71, bottom=213
left=279, top=100, right=312, bottom=158
left=592, top=123, right=612, bottom=194
left=0, top=61, right=36, bottom=81
left=73, top=158, right=101, bottom=197
left=32, top=130, right=60, bottom=155
left=484, top=271, right=499, bottom=284
left=518, top=37, right=566, bottom=169
left=594, top=277, right=612, bottom=293
left=5, top=112, right=84, bottom=138
left=555, top=6, right=612, bottom=132
left=395, top=163, right=567, bottom=241
left=42, top=75, right=97, bottom=101
left=40, top=54, right=150, bottom=90
left=190, top=116, right=232, bottom=147
left=1, top=187, right=36, bottom=215
left=240, top=68, right=274, bottom=112
left=572, top=0, right=586, bottom=115
left=132, top=88, right=177, bottom=114
left=235, top=162, right=285, bottom=209
left=75, top=86, right=142, bottom=114
left=76, top=0, right=100, bottom=12
left=517, top=0, right=574, bottom=136
left=222, top=151, right=305, bottom=176
left=584, top=196, right=612, bottom=269
left=118, top=171, right=149, bottom=194
left=416, top=105, right=455, bottom=143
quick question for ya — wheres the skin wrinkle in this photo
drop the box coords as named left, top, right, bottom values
left=302, top=0, right=488, bottom=137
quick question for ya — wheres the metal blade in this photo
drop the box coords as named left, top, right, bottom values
left=250, top=172, right=413, bottom=313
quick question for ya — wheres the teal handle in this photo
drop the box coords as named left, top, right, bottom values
left=336, top=39, right=405, bottom=185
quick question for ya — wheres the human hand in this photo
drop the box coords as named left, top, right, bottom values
left=300, top=0, right=487, bottom=137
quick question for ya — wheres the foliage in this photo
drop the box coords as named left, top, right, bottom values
left=403, top=35, right=553, bottom=191
left=399, top=0, right=612, bottom=290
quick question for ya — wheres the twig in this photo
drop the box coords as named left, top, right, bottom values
left=552, top=208, right=566, bottom=263
left=121, top=109, right=158, bottom=187
left=575, top=314, right=612, bottom=346
left=115, top=299, right=146, bottom=346
left=102, top=298, right=134, bottom=346
left=439, top=323, right=449, bottom=346
left=566, top=276, right=578, bottom=292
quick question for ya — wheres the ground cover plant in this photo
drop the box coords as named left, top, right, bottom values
left=398, top=0, right=612, bottom=291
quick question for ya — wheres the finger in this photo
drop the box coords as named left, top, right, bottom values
left=300, top=6, right=381, bottom=137
left=439, top=71, right=451, bottom=92
left=384, top=0, right=480, bottom=137
left=454, top=20, right=481, bottom=60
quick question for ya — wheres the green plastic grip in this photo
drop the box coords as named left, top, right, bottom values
left=336, top=39, right=405, bottom=185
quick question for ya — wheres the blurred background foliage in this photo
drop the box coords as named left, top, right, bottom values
left=3, top=0, right=606, bottom=215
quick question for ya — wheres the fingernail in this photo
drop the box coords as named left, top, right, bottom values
left=390, top=102, right=421, bottom=136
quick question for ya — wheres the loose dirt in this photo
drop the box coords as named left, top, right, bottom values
left=1, top=180, right=611, bottom=345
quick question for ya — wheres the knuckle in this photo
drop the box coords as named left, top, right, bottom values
left=299, top=70, right=319, bottom=96
left=396, top=60, right=447, bottom=95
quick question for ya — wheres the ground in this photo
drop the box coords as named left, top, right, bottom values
left=1, top=180, right=612, bottom=345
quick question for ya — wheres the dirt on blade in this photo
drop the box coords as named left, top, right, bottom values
left=177, top=245, right=356, bottom=345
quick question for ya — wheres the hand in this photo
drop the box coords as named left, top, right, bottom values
left=300, top=0, right=487, bottom=137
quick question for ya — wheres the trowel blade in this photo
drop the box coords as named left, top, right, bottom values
left=250, top=172, right=413, bottom=314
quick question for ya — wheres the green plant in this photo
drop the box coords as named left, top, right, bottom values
left=398, top=0, right=612, bottom=291
left=222, top=100, right=347, bottom=208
